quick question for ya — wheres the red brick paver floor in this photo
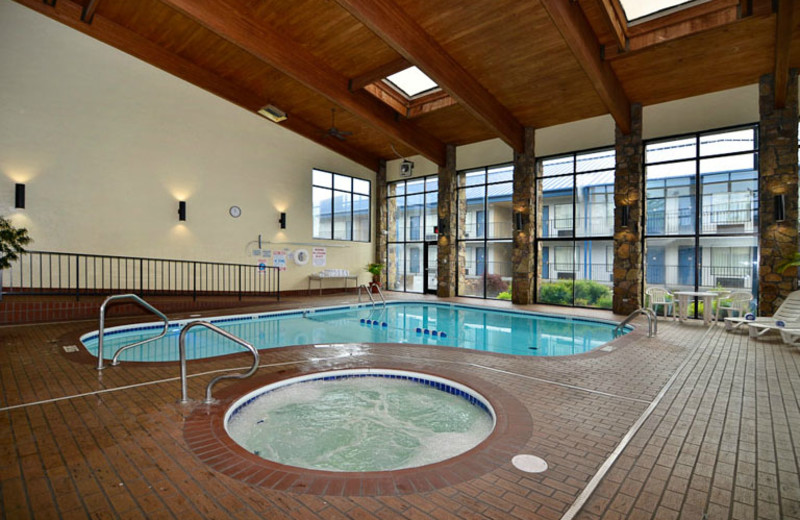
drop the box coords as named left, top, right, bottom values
left=1, top=293, right=798, bottom=519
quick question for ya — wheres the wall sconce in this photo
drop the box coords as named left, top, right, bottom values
left=178, top=201, right=186, bottom=221
left=279, top=212, right=287, bottom=229
left=513, top=211, right=524, bottom=231
left=14, top=183, right=25, bottom=209
left=621, top=205, right=630, bottom=228
left=437, top=217, right=448, bottom=235
left=775, top=194, right=786, bottom=222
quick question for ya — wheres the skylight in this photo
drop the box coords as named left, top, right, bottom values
left=618, top=0, right=699, bottom=21
left=385, top=66, right=439, bottom=98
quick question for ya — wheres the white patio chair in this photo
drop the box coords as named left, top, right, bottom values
left=646, top=287, right=676, bottom=320
left=715, top=291, right=753, bottom=323
left=779, top=328, right=800, bottom=347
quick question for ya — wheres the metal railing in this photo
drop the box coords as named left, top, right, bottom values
left=358, top=284, right=377, bottom=306
left=96, top=294, right=169, bottom=370
left=1, top=250, right=280, bottom=301
left=615, top=307, right=657, bottom=338
left=179, top=321, right=260, bottom=404
left=369, top=282, right=386, bottom=306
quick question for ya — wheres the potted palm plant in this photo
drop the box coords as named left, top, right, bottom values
left=0, top=216, right=32, bottom=301
left=365, top=262, right=384, bottom=291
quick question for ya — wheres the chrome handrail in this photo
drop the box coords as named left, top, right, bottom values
left=369, top=282, right=386, bottom=307
left=615, top=307, right=657, bottom=338
left=358, top=284, right=376, bottom=306
left=97, top=294, right=169, bottom=370
left=179, top=321, right=259, bottom=404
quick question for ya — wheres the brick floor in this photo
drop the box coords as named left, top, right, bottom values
left=1, top=293, right=798, bottom=519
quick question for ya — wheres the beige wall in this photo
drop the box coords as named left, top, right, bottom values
left=387, top=84, right=760, bottom=178
left=0, top=0, right=376, bottom=291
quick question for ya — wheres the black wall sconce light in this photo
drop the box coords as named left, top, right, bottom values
left=775, top=194, right=786, bottom=222
left=513, top=211, right=524, bottom=231
left=621, top=205, right=630, bottom=228
left=178, top=201, right=186, bottom=221
left=279, top=212, right=287, bottom=229
left=14, top=183, right=25, bottom=209
left=437, top=217, right=448, bottom=235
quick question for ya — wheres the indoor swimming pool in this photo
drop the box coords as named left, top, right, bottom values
left=81, top=301, right=628, bottom=361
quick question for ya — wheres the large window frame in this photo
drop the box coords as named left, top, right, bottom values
left=535, top=147, right=616, bottom=309
left=643, top=124, right=759, bottom=303
left=456, top=163, right=514, bottom=300
left=312, top=169, right=371, bottom=242
left=386, top=175, right=438, bottom=293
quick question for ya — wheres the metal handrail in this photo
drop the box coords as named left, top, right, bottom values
left=97, top=294, right=169, bottom=370
left=369, top=282, right=386, bottom=306
left=179, top=321, right=260, bottom=404
left=358, top=284, right=376, bottom=306
left=615, top=307, right=657, bottom=338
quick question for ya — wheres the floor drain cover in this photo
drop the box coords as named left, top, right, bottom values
left=512, top=454, right=548, bottom=473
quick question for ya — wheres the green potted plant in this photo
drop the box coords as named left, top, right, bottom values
left=0, top=216, right=32, bottom=301
left=365, top=262, right=384, bottom=290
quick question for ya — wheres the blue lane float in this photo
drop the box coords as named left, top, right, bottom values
left=415, top=327, right=446, bottom=338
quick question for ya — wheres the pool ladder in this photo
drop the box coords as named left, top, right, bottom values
left=179, top=321, right=260, bottom=404
left=615, top=307, right=657, bottom=338
left=96, top=294, right=169, bottom=371
left=358, top=282, right=386, bottom=307
left=95, top=294, right=260, bottom=404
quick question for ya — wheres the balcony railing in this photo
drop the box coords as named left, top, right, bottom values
left=1, top=250, right=280, bottom=301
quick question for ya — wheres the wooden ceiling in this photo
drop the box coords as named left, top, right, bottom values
left=14, top=0, right=800, bottom=170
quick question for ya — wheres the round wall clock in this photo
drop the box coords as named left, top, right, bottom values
left=229, top=205, right=242, bottom=218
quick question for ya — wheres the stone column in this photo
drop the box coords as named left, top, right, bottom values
left=613, top=103, right=643, bottom=316
left=758, top=72, right=799, bottom=315
left=512, top=127, right=535, bottom=304
left=437, top=145, right=457, bottom=297
left=375, top=159, right=388, bottom=286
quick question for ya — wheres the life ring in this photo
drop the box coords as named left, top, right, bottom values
left=294, top=248, right=309, bottom=266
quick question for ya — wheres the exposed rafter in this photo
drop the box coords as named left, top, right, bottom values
left=16, top=0, right=380, bottom=170
left=540, top=0, right=631, bottom=133
left=334, top=0, right=525, bottom=152
left=157, top=0, right=446, bottom=165
left=596, top=0, right=628, bottom=51
left=774, top=0, right=794, bottom=109
left=349, top=57, right=410, bottom=92
left=81, top=0, right=100, bottom=24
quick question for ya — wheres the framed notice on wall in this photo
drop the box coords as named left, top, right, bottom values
left=312, top=247, right=326, bottom=267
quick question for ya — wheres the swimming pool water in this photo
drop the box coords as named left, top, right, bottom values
left=81, top=302, right=627, bottom=361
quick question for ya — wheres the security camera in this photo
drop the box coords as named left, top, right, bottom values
left=400, top=160, right=414, bottom=177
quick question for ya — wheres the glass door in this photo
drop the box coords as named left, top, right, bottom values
left=424, top=243, right=438, bottom=294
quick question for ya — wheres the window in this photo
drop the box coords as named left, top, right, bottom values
left=644, top=125, right=758, bottom=298
left=312, top=169, right=370, bottom=242
left=536, top=147, right=615, bottom=309
left=457, top=164, right=513, bottom=299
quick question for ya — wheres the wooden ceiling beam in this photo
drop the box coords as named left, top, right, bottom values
left=81, top=0, right=100, bottom=24
left=334, top=0, right=525, bottom=152
left=157, top=0, right=446, bottom=165
left=539, top=0, right=631, bottom=133
left=13, top=0, right=380, bottom=171
left=773, top=0, right=794, bottom=109
left=596, top=0, right=628, bottom=50
left=349, top=57, right=411, bottom=92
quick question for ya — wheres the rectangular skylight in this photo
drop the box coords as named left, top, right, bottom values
left=385, top=66, right=438, bottom=98
left=618, top=0, right=699, bottom=21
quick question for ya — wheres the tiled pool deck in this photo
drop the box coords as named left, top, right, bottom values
left=1, top=293, right=799, bottom=519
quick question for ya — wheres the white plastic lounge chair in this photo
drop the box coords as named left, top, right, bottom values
left=724, top=290, right=800, bottom=334
left=715, top=291, right=753, bottom=323
left=646, top=287, right=676, bottom=320
left=779, top=328, right=800, bottom=347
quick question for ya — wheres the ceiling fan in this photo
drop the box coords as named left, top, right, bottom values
left=323, top=108, right=352, bottom=140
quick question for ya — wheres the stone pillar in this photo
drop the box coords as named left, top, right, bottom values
left=758, top=72, right=799, bottom=315
left=375, top=159, right=388, bottom=286
left=512, top=127, right=535, bottom=304
left=437, top=145, right=458, bottom=297
left=613, top=104, right=643, bottom=316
